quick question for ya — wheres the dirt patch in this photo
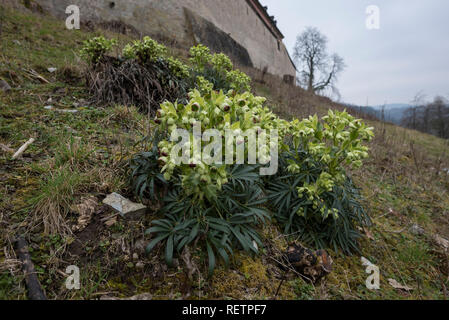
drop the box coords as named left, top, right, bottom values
left=68, top=204, right=110, bottom=258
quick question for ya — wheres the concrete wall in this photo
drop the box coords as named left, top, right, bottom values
left=34, top=0, right=296, bottom=78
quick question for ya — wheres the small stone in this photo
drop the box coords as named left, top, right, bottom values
left=103, top=192, right=147, bottom=218
left=136, top=262, right=145, bottom=269
left=47, top=67, right=57, bottom=73
left=0, top=79, right=12, bottom=92
left=132, top=253, right=139, bottom=261
left=409, top=224, right=425, bottom=236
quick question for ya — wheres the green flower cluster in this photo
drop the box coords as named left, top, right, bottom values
left=81, top=36, right=251, bottom=94
left=211, top=53, right=234, bottom=74
left=189, top=44, right=251, bottom=93
left=122, top=36, right=168, bottom=63
left=166, top=57, right=190, bottom=79
left=226, top=70, right=251, bottom=93
left=189, top=44, right=213, bottom=72
left=195, top=76, right=214, bottom=95
left=80, top=36, right=117, bottom=64
left=154, top=89, right=281, bottom=200
left=286, top=110, right=374, bottom=219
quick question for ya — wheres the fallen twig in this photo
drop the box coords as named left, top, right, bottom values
left=14, top=237, right=47, bottom=300
left=23, top=68, right=50, bottom=84
left=0, top=143, right=14, bottom=154
left=12, top=138, right=35, bottom=160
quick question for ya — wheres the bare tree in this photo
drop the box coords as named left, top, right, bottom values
left=402, top=93, right=449, bottom=140
left=402, top=91, right=426, bottom=129
left=293, top=27, right=345, bottom=95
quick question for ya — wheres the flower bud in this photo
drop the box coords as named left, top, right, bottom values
left=192, top=102, right=200, bottom=112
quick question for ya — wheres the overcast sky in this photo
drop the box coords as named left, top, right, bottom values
left=259, top=0, right=449, bottom=106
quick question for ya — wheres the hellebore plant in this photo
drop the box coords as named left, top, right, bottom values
left=154, top=88, right=283, bottom=201
left=120, top=40, right=376, bottom=271
left=286, top=110, right=374, bottom=219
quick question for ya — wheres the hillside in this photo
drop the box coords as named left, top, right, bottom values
left=1, top=5, right=449, bottom=300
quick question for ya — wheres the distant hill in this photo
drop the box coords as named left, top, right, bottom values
left=356, top=104, right=413, bottom=125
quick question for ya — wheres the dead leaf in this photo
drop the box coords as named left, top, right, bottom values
left=433, top=235, right=449, bottom=251
left=181, top=247, right=199, bottom=280
left=0, top=143, right=14, bottom=154
left=72, top=196, right=98, bottom=232
left=104, top=216, right=117, bottom=227
left=364, top=228, right=374, bottom=240
left=388, top=278, right=413, bottom=291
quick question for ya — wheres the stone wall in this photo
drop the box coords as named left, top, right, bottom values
left=33, top=0, right=296, bottom=78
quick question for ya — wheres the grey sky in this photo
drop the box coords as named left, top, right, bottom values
left=259, top=0, right=449, bottom=106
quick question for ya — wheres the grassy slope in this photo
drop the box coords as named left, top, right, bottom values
left=1, top=6, right=448, bottom=300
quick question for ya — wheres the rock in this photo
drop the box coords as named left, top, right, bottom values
left=102, top=193, right=147, bottom=218
left=47, top=67, right=57, bottom=73
left=0, top=79, right=12, bottom=92
left=132, top=253, right=139, bottom=261
left=409, top=224, right=425, bottom=236
left=135, top=262, right=145, bottom=269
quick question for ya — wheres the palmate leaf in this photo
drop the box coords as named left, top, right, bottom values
left=145, top=234, right=170, bottom=254
left=141, top=163, right=269, bottom=274
left=266, top=150, right=371, bottom=255
left=226, top=165, right=261, bottom=188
